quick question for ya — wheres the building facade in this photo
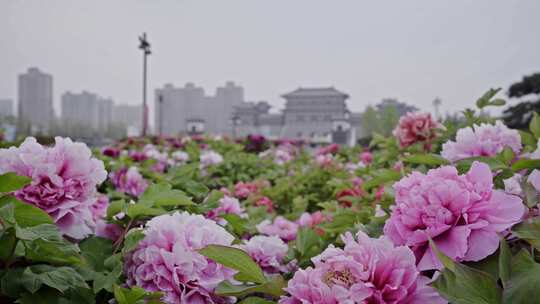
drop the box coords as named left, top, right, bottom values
left=61, top=91, right=114, bottom=132
left=232, top=87, right=362, bottom=145
left=0, top=99, right=14, bottom=118
left=113, top=104, right=142, bottom=133
left=18, top=67, right=54, bottom=134
left=155, top=82, right=244, bottom=136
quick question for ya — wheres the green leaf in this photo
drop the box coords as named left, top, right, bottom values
left=295, top=228, right=322, bottom=258
left=402, top=153, right=449, bottom=166
left=239, top=297, right=276, bottom=304
left=114, top=285, right=162, bottom=304
left=172, top=177, right=209, bottom=198
left=502, top=250, right=540, bottom=304
left=139, top=182, right=194, bottom=207
left=362, top=169, right=401, bottom=191
left=519, top=130, right=536, bottom=146
left=93, top=263, right=122, bottom=293
left=476, top=88, right=501, bottom=109
left=23, top=238, right=82, bottom=265
left=0, top=228, right=17, bottom=260
left=511, top=159, right=540, bottom=172
left=456, top=157, right=507, bottom=173
left=530, top=112, right=540, bottom=139
left=122, top=229, right=145, bottom=254
left=106, top=199, right=126, bottom=219
left=15, top=224, right=61, bottom=241
left=430, top=239, right=502, bottom=304
left=512, top=217, right=540, bottom=250
left=199, top=245, right=266, bottom=284
left=80, top=236, right=113, bottom=272
left=215, top=275, right=286, bottom=298
left=0, top=196, right=53, bottom=227
left=498, top=238, right=511, bottom=289
left=126, top=204, right=166, bottom=219
left=0, top=172, right=31, bottom=193
left=25, top=264, right=89, bottom=292
left=222, top=213, right=247, bottom=236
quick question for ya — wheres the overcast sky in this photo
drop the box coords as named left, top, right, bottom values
left=1, top=0, right=539, bottom=119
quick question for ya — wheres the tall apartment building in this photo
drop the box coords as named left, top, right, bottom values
left=0, top=99, right=14, bottom=118
left=18, top=67, right=54, bottom=133
left=155, top=82, right=244, bottom=136
left=61, top=91, right=114, bottom=134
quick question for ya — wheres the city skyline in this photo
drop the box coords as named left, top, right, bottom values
left=2, top=1, right=540, bottom=122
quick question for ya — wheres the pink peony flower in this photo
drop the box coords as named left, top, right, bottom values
left=441, top=121, right=521, bottom=162
left=200, top=151, right=223, bottom=168
left=95, top=220, right=122, bottom=241
left=257, top=216, right=299, bottom=241
left=273, top=149, right=293, bottom=165
left=0, top=137, right=107, bottom=239
left=234, top=182, right=258, bottom=199
left=360, top=151, right=373, bottom=164
left=206, top=196, right=246, bottom=225
left=316, top=144, right=339, bottom=156
left=128, top=150, right=148, bottom=162
left=393, top=112, right=442, bottom=148
left=279, top=231, right=445, bottom=304
left=315, top=153, right=334, bottom=167
left=90, top=194, right=109, bottom=223
left=239, top=235, right=288, bottom=274
left=102, top=146, right=121, bottom=158
left=255, top=196, right=274, bottom=212
left=527, top=169, right=540, bottom=192
left=384, top=161, right=525, bottom=270
left=124, top=212, right=236, bottom=304
left=110, top=167, right=148, bottom=198
left=297, top=211, right=326, bottom=228
left=504, top=174, right=523, bottom=196
left=171, top=151, right=189, bottom=165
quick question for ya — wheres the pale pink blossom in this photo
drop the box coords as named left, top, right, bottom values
left=0, top=137, right=107, bottom=239
left=384, top=161, right=525, bottom=270
left=124, top=212, right=236, bottom=304
left=200, top=151, right=223, bottom=168
left=441, top=121, right=521, bottom=162
left=257, top=216, right=299, bottom=241
left=297, top=211, right=326, bottom=228
left=279, top=231, right=445, bottom=304
left=504, top=174, right=523, bottom=196
left=527, top=169, right=540, bottom=192
left=239, top=235, right=288, bottom=274
left=393, top=112, right=442, bottom=148
left=110, top=167, right=148, bottom=197
left=206, top=196, right=246, bottom=225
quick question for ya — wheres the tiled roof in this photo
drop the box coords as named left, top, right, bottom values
left=282, top=87, right=349, bottom=98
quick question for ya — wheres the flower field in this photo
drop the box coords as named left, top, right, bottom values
left=1, top=90, right=540, bottom=304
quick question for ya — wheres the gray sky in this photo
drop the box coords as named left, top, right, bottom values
left=2, top=0, right=539, bottom=119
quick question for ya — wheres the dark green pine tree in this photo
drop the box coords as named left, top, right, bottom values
left=503, top=73, right=540, bottom=129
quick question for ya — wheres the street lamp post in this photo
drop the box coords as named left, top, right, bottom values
left=158, top=94, right=163, bottom=136
left=138, top=33, right=151, bottom=137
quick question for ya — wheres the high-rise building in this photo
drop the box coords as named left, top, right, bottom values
left=113, top=104, right=142, bottom=131
left=18, top=67, right=54, bottom=133
left=155, top=81, right=244, bottom=136
left=0, top=99, right=14, bottom=118
left=61, top=91, right=115, bottom=137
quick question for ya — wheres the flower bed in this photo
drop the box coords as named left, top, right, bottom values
left=0, top=90, right=539, bottom=303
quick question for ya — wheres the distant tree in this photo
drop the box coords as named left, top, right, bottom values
left=503, top=73, right=540, bottom=129
left=361, top=105, right=381, bottom=136
left=508, top=73, right=540, bottom=98
left=379, top=103, right=400, bottom=136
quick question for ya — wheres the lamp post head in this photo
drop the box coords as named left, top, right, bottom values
left=138, top=33, right=151, bottom=55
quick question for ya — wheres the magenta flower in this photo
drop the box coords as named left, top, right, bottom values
left=234, top=181, right=258, bottom=199
left=279, top=231, right=445, bottom=304
left=255, top=196, right=274, bottom=212
left=384, top=161, right=525, bottom=270
left=393, top=112, right=442, bottom=148
left=239, top=235, right=288, bottom=274
left=110, top=167, right=148, bottom=197
left=257, top=216, right=299, bottom=241
left=124, top=212, right=236, bottom=304
left=360, top=151, right=373, bottom=164
left=316, top=143, right=339, bottom=156
left=441, top=121, right=521, bottom=162
left=0, top=137, right=107, bottom=239
left=101, top=146, right=120, bottom=158
left=206, top=195, right=246, bottom=225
